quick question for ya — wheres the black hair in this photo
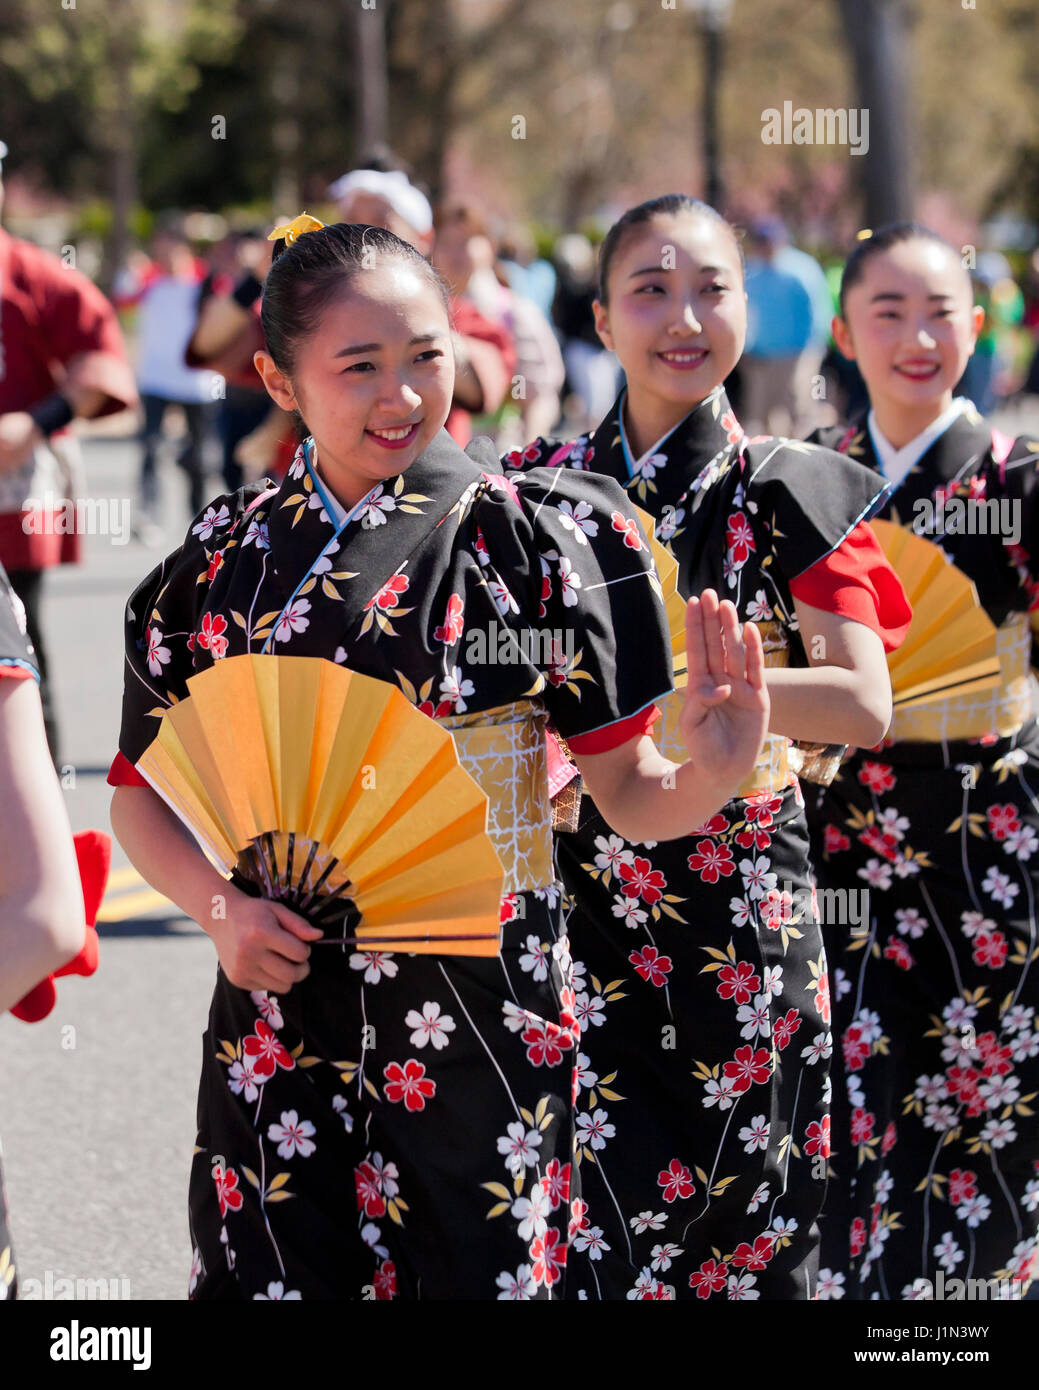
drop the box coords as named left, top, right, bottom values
left=262, top=222, right=450, bottom=378
left=597, top=194, right=744, bottom=305
left=838, top=222, right=969, bottom=316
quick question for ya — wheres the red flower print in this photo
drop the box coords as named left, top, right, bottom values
left=860, top=824, right=899, bottom=862
left=500, top=893, right=521, bottom=925
left=688, top=1258, right=728, bottom=1299
left=541, top=1160, right=571, bottom=1211
left=762, top=888, right=794, bottom=931
left=355, top=1161, right=386, bottom=1218
left=242, top=1020, right=295, bottom=1080
left=884, top=939, right=914, bottom=971
left=716, top=960, right=761, bottom=1006
left=987, top=804, right=1021, bottom=841
left=823, top=824, right=851, bottom=854
left=207, top=549, right=224, bottom=583
left=687, top=839, right=736, bottom=883
left=617, top=856, right=666, bottom=905
left=373, top=1260, right=397, bottom=1300
left=723, top=1045, right=773, bottom=1092
left=689, top=813, right=729, bottom=836
left=978, top=1035, right=1012, bottom=1077
left=735, top=825, right=772, bottom=852
left=857, top=761, right=895, bottom=794
left=731, top=1235, right=776, bottom=1270
left=504, top=443, right=542, bottom=469
left=948, top=1168, right=978, bottom=1206
left=726, top=511, right=755, bottom=565
left=814, top=971, right=831, bottom=1025
left=366, top=572, right=410, bottom=612
left=568, top=1198, right=590, bottom=1239
left=658, top=1159, right=696, bottom=1203
left=850, top=1217, right=867, bottom=1258
left=745, top=791, right=782, bottom=828
left=805, top=1116, right=831, bottom=1157
left=629, top=945, right=673, bottom=988
left=196, top=611, right=229, bottom=660
left=433, top=592, right=465, bottom=645
left=719, top=410, right=744, bottom=444
left=522, top=1018, right=573, bottom=1067
left=610, top=510, right=644, bottom=549
left=773, top=1008, right=801, bottom=1051
left=850, top=1108, right=875, bottom=1145
left=842, top=1025, right=870, bottom=1073
left=529, top=1228, right=567, bottom=1287
left=972, top=929, right=1008, bottom=970
left=383, top=1059, right=436, bottom=1112
left=213, top=1164, right=243, bottom=1219
left=881, top=1121, right=897, bottom=1156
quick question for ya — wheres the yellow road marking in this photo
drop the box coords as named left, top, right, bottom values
left=97, top=888, right=173, bottom=922
left=105, top=865, right=143, bottom=891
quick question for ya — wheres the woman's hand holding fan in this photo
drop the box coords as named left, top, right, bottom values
left=679, top=588, right=769, bottom=788
left=210, top=888, right=324, bottom=994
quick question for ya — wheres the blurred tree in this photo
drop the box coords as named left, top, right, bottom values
left=836, top=0, right=914, bottom=226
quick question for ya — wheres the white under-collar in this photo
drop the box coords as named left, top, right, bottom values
left=867, top=397, right=971, bottom=489
left=304, top=438, right=349, bottom=526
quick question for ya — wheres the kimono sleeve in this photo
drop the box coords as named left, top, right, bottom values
left=478, top=467, right=674, bottom=744
left=744, top=440, right=891, bottom=582
left=108, top=493, right=250, bottom=783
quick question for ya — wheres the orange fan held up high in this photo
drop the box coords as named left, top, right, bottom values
left=136, top=655, right=504, bottom=956
left=869, top=520, right=1001, bottom=708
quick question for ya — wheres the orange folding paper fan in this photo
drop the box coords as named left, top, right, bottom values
left=870, top=520, right=1002, bottom=708
left=136, top=654, right=504, bottom=955
left=634, top=505, right=689, bottom=686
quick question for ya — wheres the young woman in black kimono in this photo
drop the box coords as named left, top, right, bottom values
left=505, top=195, right=911, bottom=1300
left=807, top=224, right=1039, bottom=1300
left=0, top=561, right=87, bottom=1299
left=107, top=219, right=771, bottom=1300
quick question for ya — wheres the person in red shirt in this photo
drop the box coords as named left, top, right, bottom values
left=0, top=140, right=138, bottom=757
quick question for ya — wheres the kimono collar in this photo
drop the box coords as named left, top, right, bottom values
left=867, top=397, right=973, bottom=488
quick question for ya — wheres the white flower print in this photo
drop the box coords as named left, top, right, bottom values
left=496, top=1265, right=537, bottom=1300
left=852, top=1009, right=883, bottom=1045
left=959, top=910, right=994, bottom=940
left=956, top=1192, right=992, bottom=1228
left=901, top=1280, right=933, bottom=1300
left=576, top=1108, right=615, bottom=1151
left=359, top=486, right=396, bottom=529
left=649, top=1242, right=682, bottom=1272
left=738, top=1114, right=771, bottom=1153
left=518, top=934, right=551, bottom=982
left=630, top=1211, right=668, bottom=1234
left=703, top=1076, right=739, bottom=1110
left=1009, top=1029, right=1039, bottom=1062
left=632, top=452, right=666, bottom=482
left=762, top=964, right=784, bottom=997
left=253, top=1281, right=301, bottom=1300
left=876, top=808, right=909, bottom=841
left=914, top=1074, right=947, bottom=1106
left=729, top=896, right=752, bottom=928
left=1004, top=1005, right=1034, bottom=1034
left=1021, top=1178, right=1039, bottom=1214
left=801, top=1031, right=832, bottom=1065
left=439, top=667, right=475, bottom=713
left=511, top=1185, right=551, bottom=1241
left=333, top=645, right=347, bottom=664
left=556, top=498, right=599, bottom=544
left=188, top=1248, right=202, bottom=1296
left=858, top=857, right=893, bottom=890
left=267, top=1110, right=316, bottom=1159
left=933, top=1232, right=964, bottom=1273
left=816, top=1268, right=845, bottom=1300
left=404, top=1001, right=456, bottom=1050
left=497, top=1121, right=542, bottom=1177
left=361, top=1222, right=388, bottom=1260
left=874, top=1169, right=894, bottom=1204
left=311, top=539, right=340, bottom=575
left=611, top=893, right=648, bottom=929
left=557, top=555, right=582, bottom=607
left=250, top=991, right=283, bottom=1030
left=488, top=579, right=520, bottom=616
left=146, top=627, right=171, bottom=677
left=349, top=951, right=398, bottom=984
left=942, top=997, right=978, bottom=1030
left=501, top=1001, right=537, bottom=1034
left=979, top=1117, right=1017, bottom=1149
left=574, top=1052, right=598, bottom=1093
left=1005, top=824, right=1038, bottom=860
left=979, top=1074, right=1020, bottom=1109
left=273, top=596, right=311, bottom=645
left=573, top=1225, right=610, bottom=1260
left=228, top=1056, right=261, bottom=1103
left=745, top=589, right=773, bottom=622
left=242, top=517, right=270, bottom=549
left=747, top=1182, right=769, bottom=1214
left=834, top=966, right=852, bottom=1000
left=656, top=506, right=685, bottom=542
left=923, top=1102, right=958, bottom=1132
left=737, top=994, right=772, bottom=1041
left=740, top=855, right=777, bottom=901
left=981, top=865, right=1018, bottom=908
left=895, top=908, right=927, bottom=939
left=727, top=1272, right=760, bottom=1301
left=331, top=1094, right=354, bottom=1133
left=192, top=503, right=230, bottom=541
left=574, top=991, right=607, bottom=1032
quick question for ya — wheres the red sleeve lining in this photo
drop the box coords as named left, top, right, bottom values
left=107, top=751, right=149, bottom=788
left=789, top=521, right=912, bottom=653
left=0, top=665, right=34, bottom=681
left=566, top=702, right=662, bottom=756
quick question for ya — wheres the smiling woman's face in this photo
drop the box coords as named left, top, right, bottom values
left=256, top=259, right=455, bottom=506
left=835, top=238, right=980, bottom=410
left=594, top=211, right=746, bottom=419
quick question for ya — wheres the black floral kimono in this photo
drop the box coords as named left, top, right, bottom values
left=0, top=560, right=39, bottom=1302
left=808, top=405, right=1039, bottom=1301
left=505, top=387, right=898, bottom=1300
left=109, top=429, right=673, bottom=1300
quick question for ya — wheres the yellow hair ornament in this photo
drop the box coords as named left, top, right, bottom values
left=268, top=213, right=326, bottom=245
left=856, top=227, right=873, bottom=242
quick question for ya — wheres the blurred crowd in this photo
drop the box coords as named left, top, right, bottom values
left=101, top=153, right=1039, bottom=541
